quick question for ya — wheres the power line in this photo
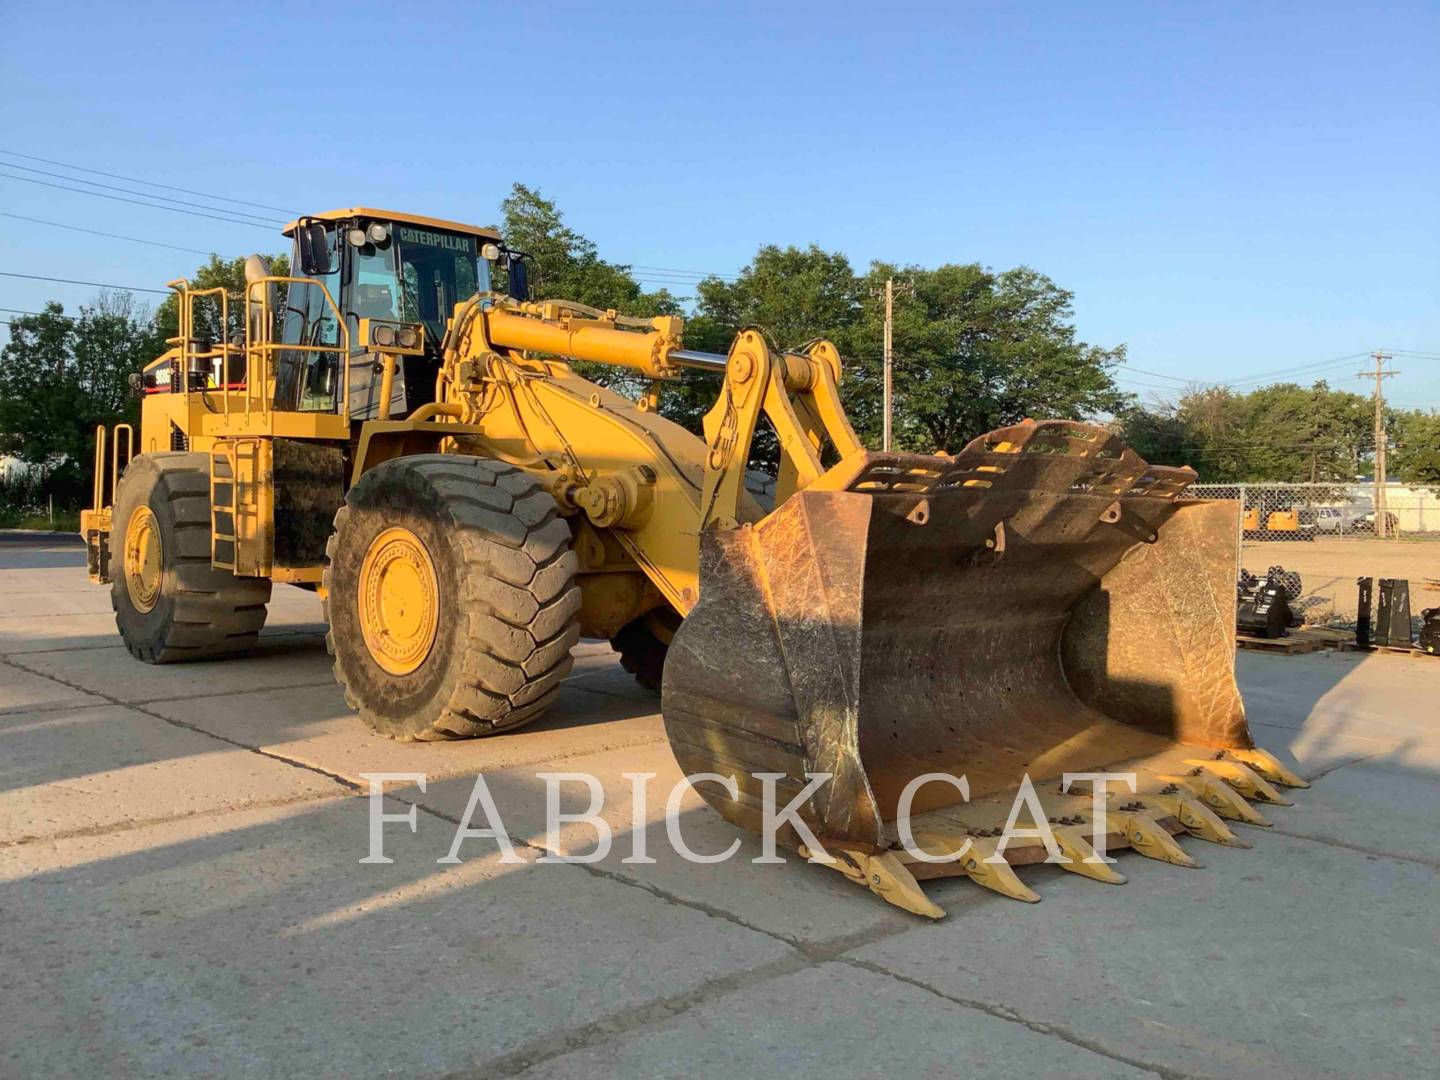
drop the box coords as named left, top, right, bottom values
left=0, top=172, right=277, bottom=230
left=630, top=264, right=736, bottom=282
left=0, top=212, right=216, bottom=255
left=0, top=149, right=298, bottom=216
left=0, top=307, right=79, bottom=320
left=0, top=161, right=284, bottom=225
left=1221, top=353, right=1372, bottom=389
left=1118, top=351, right=1372, bottom=391
left=0, top=271, right=168, bottom=295
left=6, top=150, right=745, bottom=283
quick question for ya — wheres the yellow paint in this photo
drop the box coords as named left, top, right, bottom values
left=358, top=527, right=440, bottom=676
left=89, top=209, right=873, bottom=640
left=282, top=207, right=500, bottom=240
left=123, top=505, right=163, bottom=613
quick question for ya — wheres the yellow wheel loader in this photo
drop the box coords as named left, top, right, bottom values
left=83, top=207, right=1307, bottom=916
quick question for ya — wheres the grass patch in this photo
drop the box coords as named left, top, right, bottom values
left=0, top=506, right=81, bottom=532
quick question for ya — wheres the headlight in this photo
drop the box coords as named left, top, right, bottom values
left=346, top=228, right=367, bottom=247
left=397, top=326, right=418, bottom=349
left=367, top=223, right=390, bottom=244
left=372, top=324, right=396, bottom=347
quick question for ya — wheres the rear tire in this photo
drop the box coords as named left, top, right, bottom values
left=324, top=455, right=581, bottom=740
left=110, top=453, right=271, bottom=663
left=611, top=608, right=680, bottom=695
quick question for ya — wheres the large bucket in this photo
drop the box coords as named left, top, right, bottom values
left=661, top=420, right=1307, bottom=915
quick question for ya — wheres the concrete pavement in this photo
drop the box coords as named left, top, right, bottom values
left=1, top=536, right=1436, bottom=1078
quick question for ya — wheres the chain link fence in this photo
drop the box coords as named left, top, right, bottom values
left=1188, top=481, right=1440, bottom=628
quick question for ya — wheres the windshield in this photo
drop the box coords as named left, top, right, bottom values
left=345, top=222, right=493, bottom=346
left=396, top=225, right=489, bottom=340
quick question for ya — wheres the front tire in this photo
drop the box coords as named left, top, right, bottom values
left=324, top=455, right=580, bottom=740
left=110, top=453, right=271, bottom=663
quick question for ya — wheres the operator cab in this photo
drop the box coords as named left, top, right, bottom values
left=278, top=208, right=523, bottom=420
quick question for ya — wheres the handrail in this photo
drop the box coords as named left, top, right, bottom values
left=91, top=422, right=135, bottom=511
left=92, top=425, right=106, bottom=511
left=167, top=281, right=230, bottom=414
left=111, top=424, right=133, bottom=505
left=244, top=276, right=351, bottom=419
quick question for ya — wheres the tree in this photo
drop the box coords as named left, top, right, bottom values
left=0, top=294, right=157, bottom=505
left=1393, top=409, right=1440, bottom=490
left=497, top=184, right=688, bottom=411
left=499, top=184, right=679, bottom=318
left=686, top=244, right=862, bottom=354
left=1120, top=381, right=1374, bottom=482
left=849, top=264, right=1129, bottom=453
left=151, top=251, right=289, bottom=347
left=687, top=249, right=1130, bottom=458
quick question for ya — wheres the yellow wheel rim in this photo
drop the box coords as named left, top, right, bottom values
left=123, top=505, right=163, bottom=613
left=358, top=527, right=440, bottom=676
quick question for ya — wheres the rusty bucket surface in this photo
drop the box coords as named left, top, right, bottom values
left=661, top=420, right=1307, bottom=916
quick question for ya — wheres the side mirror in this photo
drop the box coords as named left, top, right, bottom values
left=507, top=254, right=529, bottom=301
left=297, top=222, right=333, bottom=276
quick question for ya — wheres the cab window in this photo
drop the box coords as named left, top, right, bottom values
left=276, top=226, right=341, bottom=412
left=394, top=225, right=490, bottom=341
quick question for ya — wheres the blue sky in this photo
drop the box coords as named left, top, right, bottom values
left=2, top=1, right=1436, bottom=406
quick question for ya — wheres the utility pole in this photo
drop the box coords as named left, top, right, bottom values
left=1357, top=351, right=1399, bottom=538
left=882, top=277, right=893, bottom=452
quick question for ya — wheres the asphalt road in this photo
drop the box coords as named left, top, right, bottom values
left=2, top=536, right=1436, bottom=1078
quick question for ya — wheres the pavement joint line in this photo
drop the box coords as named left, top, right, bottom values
left=0, top=653, right=365, bottom=796
left=0, top=789, right=353, bottom=849
left=0, top=696, right=104, bottom=718
left=561, top=680, right=655, bottom=703
left=834, top=956, right=1201, bottom=1080
left=562, top=665, right=621, bottom=683
left=3, top=622, right=1355, bottom=1074
left=0, top=629, right=327, bottom=661
left=0, top=644, right=126, bottom=658
left=1248, top=718, right=1398, bottom=744
left=129, top=679, right=342, bottom=706
left=384, top=788, right=825, bottom=954
left=1263, top=827, right=1440, bottom=869
left=385, top=794, right=934, bottom=1080
left=272, top=732, right=672, bottom=790
left=392, top=778, right=1196, bottom=1080
left=1302, top=751, right=1384, bottom=781
left=0, top=610, right=115, bottom=621
left=453, top=952, right=821, bottom=1080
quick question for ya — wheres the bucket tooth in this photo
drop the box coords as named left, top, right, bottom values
left=1168, top=772, right=1271, bottom=826
left=1227, top=748, right=1310, bottom=789
left=910, top=833, right=1041, bottom=904
left=1115, top=810, right=1201, bottom=868
left=1145, top=791, right=1247, bottom=847
left=808, top=845, right=946, bottom=919
left=1187, top=758, right=1292, bottom=806
left=1053, top=826, right=1127, bottom=885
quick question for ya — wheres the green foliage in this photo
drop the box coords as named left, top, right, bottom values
left=499, top=185, right=680, bottom=318
left=689, top=250, right=1128, bottom=454
left=0, top=295, right=157, bottom=506
left=1120, top=381, right=1375, bottom=482
left=151, top=251, right=290, bottom=346
left=853, top=263, right=1128, bottom=453
left=498, top=184, right=688, bottom=410
left=33, top=183, right=1407, bottom=509
left=1392, top=409, right=1440, bottom=490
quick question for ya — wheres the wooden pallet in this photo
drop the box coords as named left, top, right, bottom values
left=1236, top=626, right=1350, bottom=654
left=1340, top=642, right=1433, bottom=658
